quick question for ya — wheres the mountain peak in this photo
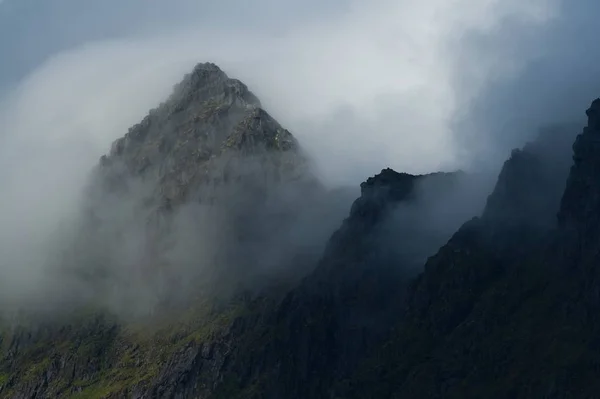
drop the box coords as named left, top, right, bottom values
left=556, top=99, right=600, bottom=265
left=585, top=97, right=600, bottom=130
left=170, top=62, right=261, bottom=111
left=96, top=62, right=304, bottom=207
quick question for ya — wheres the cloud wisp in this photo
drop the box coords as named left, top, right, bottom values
left=3, top=0, right=598, bottom=317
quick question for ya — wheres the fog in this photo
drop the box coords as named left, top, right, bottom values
left=0, top=0, right=598, bottom=319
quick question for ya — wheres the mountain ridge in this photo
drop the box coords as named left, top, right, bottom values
left=1, top=64, right=599, bottom=399
left=339, top=99, right=599, bottom=399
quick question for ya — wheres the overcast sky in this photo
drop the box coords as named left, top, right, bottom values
left=0, top=0, right=598, bottom=186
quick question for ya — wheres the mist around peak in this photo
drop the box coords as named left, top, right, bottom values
left=0, top=65, right=360, bottom=321
left=0, top=0, right=598, bottom=321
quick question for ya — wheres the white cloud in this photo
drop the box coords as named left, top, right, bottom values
left=0, top=0, right=561, bottom=306
left=0, top=0, right=558, bottom=183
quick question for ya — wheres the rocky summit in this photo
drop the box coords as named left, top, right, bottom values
left=2, top=64, right=600, bottom=399
left=96, top=62, right=307, bottom=208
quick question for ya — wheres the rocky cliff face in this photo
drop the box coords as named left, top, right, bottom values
left=558, top=99, right=600, bottom=266
left=97, top=62, right=304, bottom=207
left=2, top=65, right=600, bottom=399
left=341, top=104, right=600, bottom=399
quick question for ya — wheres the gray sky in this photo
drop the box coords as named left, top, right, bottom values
left=0, top=0, right=350, bottom=90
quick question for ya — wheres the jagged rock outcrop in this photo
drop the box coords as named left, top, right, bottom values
left=93, top=62, right=310, bottom=218
left=475, top=123, right=577, bottom=261
left=558, top=99, right=600, bottom=265
left=484, top=127, right=573, bottom=230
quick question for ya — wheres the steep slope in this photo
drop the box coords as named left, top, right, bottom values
left=218, top=122, right=576, bottom=399
left=97, top=62, right=304, bottom=207
left=558, top=98, right=600, bottom=267
left=209, top=169, right=479, bottom=399
left=342, top=106, right=596, bottom=398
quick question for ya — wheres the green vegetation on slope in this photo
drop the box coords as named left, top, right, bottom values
left=0, top=299, right=247, bottom=398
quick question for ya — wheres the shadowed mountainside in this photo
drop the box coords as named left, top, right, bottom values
left=339, top=103, right=598, bottom=399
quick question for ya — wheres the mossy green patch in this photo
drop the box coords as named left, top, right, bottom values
left=68, top=381, right=121, bottom=399
left=0, top=372, right=9, bottom=386
left=22, top=357, right=51, bottom=382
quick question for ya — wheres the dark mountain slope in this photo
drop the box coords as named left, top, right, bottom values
left=341, top=105, right=597, bottom=399
left=558, top=99, right=600, bottom=268
left=209, top=169, right=473, bottom=399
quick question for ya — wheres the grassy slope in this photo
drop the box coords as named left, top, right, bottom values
left=0, top=299, right=246, bottom=399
